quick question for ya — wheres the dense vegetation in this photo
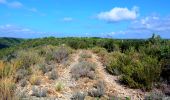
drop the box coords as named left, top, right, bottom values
left=0, top=34, right=170, bottom=99
left=0, top=37, right=24, bottom=49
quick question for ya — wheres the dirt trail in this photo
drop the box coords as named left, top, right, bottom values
left=57, top=50, right=145, bottom=100
left=91, top=52, right=145, bottom=100
left=56, top=50, right=82, bottom=100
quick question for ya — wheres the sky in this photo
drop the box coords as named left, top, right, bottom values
left=0, top=0, right=170, bottom=39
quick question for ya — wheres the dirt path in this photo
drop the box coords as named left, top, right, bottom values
left=57, top=50, right=145, bottom=100
left=92, top=52, right=145, bottom=100
left=56, top=50, right=82, bottom=100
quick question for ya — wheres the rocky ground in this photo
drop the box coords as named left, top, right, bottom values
left=15, top=50, right=148, bottom=100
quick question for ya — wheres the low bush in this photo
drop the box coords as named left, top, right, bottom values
left=15, top=69, right=29, bottom=82
left=48, top=69, right=58, bottom=80
left=16, top=50, right=43, bottom=69
left=71, top=61, right=96, bottom=80
left=39, top=64, right=54, bottom=74
left=71, top=92, right=86, bottom=100
left=88, top=80, right=105, bottom=97
left=32, top=86, right=47, bottom=97
left=80, top=51, right=92, bottom=59
left=91, top=47, right=109, bottom=66
left=144, top=91, right=166, bottom=100
left=106, top=49, right=161, bottom=90
left=53, top=46, right=72, bottom=63
left=29, top=75, right=41, bottom=85
left=20, top=79, right=27, bottom=87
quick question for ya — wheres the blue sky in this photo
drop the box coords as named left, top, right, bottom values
left=0, top=0, right=170, bottom=38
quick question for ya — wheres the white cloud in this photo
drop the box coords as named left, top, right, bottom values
left=62, top=17, right=73, bottom=22
left=97, top=6, right=139, bottom=22
left=0, top=0, right=23, bottom=8
left=103, top=15, right=170, bottom=38
left=8, top=1, right=23, bottom=8
left=0, top=24, right=61, bottom=38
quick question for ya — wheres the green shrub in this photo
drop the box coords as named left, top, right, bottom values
left=107, top=50, right=161, bottom=90
left=16, top=50, right=43, bottom=69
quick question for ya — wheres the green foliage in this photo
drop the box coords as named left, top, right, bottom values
left=107, top=49, right=161, bottom=90
left=0, top=37, right=24, bottom=49
left=15, top=50, right=43, bottom=69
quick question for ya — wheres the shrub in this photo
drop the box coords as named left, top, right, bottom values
left=144, top=91, right=166, bottom=100
left=48, top=69, right=58, bottom=80
left=53, top=46, right=72, bottom=63
left=20, top=79, right=27, bottom=87
left=88, top=80, right=105, bottom=97
left=0, top=78, right=16, bottom=100
left=71, top=61, right=96, bottom=80
left=71, top=92, right=86, bottom=100
left=80, top=52, right=92, bottom=59
left=29, top=75, right=41, bottom=85
left=55, top=82, right=64, bottom=91
left=39, top=64, right=54, bottom=74
left=32, top=86, right=47, bottom=97
left=92, top=47, right=109, bottom=66
left=15, top=69, right=29, bottom=82
left=107, top=50, right=161, bottom=90
left=16, top=50, right=42, bottom=69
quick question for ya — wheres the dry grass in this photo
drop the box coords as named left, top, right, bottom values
left=0, top=60, right=16, bottom=78
left=0, top=78, right=16, bottom=100
left=29, top=75, right=41, bottom=85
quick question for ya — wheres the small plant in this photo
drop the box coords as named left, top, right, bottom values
left=15, top=69, right=29, bottom=82
left=88, top=80, right=105, bottom=97
left=29, top=75, right=41, bottom=85
left=71, top=61, right=96, bottom=80
left=144, top=91, right=166, bottom=100
left=32, top=86, right=47, bottom=97
left=55, top=82, right=64, bottom=91
left=125, top=96, right=131, bottom=100
left=71, top=92, right=86, bottom=100
left=53, top=46, right=70, bottom=63
left=80, top=52, right=92, bottom=59
left=39, top=64, right=54, bottom=74
left=48, top=69, right=58, bottom=80
left=20, top=79, right=27, bottom=87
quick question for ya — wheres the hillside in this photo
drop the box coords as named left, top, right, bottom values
left=0, top=36, right=170, bottom=100
left=0, top=37, right=24, bottom=49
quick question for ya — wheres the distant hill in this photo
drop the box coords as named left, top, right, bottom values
left=0, top=37, right=25, bottom=49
